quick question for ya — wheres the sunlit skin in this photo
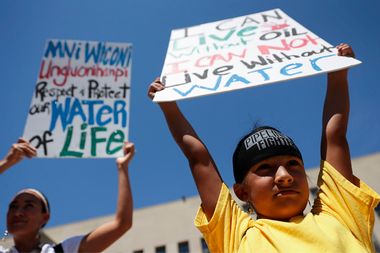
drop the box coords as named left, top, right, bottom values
left=234, top=155, right=309, bottom=221
left=4, top=141, right=135, bottom=253
left=7, top=193, right=50, bottom=240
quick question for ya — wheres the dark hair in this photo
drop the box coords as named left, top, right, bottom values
left=232, top=126, right=303, bottom=183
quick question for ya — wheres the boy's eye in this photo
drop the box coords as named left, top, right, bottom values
left=257, top=164, right=270, bottom=170
left=255, top=164, right=272, bottom=174
left=287, top=159, right=301, bottom=167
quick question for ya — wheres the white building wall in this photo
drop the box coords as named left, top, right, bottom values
left=39, top=152, right=380, bottom=253
left=44, top=195, right=204, bottom=253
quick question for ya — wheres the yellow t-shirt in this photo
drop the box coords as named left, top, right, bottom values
left=195, top=161, right=380, bottom=253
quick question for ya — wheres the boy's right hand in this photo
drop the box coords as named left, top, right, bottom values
left=147, top=77, right=165, bottom=101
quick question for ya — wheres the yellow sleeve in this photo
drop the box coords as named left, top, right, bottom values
left=312, top=160, right=380, bottom=251
left=194, top=183, right=253, bottom=253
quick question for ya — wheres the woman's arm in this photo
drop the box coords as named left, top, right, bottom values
left=78, top=142, right=135, bottom=253
left=0, top=138, right=36, bottom=174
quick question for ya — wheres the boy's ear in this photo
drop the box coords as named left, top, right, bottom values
left=233, top=183, right=248, bottom=201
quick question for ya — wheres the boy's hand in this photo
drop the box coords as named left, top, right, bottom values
left=330, top=43, right=355, bottom=76
left=337, top=43, right=355, bottom=58
left=148, top=77, right=165, bottom=100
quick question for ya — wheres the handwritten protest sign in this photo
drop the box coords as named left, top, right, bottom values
left=23, top=39, right=132, bottom=158
left=154, top=8, right=361, bottom=102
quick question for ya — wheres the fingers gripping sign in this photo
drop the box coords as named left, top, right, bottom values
left=147, top=77, right=165, bottom=100
left=13, top=138, right=38, bottom=159
left=337, top=43, right=355, bottom=58
left=1, top=138, right=37, bottom=173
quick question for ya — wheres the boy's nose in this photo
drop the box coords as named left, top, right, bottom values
left=274, top=165, right=294, bottom=185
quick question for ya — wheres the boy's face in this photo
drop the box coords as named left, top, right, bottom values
left=234, top=155, right=309, bottom=221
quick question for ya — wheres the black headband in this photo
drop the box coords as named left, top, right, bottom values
left=233, top=126, right=302, bottom=183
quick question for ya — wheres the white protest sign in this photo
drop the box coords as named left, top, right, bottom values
left=23, top=39, right=132, bottom=158
left=154, top=8, right=361, bottom=102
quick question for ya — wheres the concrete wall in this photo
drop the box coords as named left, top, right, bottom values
left=3, top=152, right=378, bottom=252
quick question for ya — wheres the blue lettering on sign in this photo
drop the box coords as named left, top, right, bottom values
left=173, top=75, right=222, bottom=96
left=248, top=66, right=272, bottom=81
left=84, top=42, right=132, bottom=67
left=280, top=63, right=303, bottom=76
left=171, top=53, right=336, bottom=98
left=43, top=40, right=132, bottom=68
left=223, top=74, right=250, bottom=87
left=309, top=54, right=334, bottom=71
left=49, top=97, right=127, bottom=131
left=44, top=40, right=80, bottom=59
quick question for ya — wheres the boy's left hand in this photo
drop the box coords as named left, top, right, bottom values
left=337, top=43, right=355, bottom=58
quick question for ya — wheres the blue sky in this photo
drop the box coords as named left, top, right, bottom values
left=1, top=0, right=380, bottom=232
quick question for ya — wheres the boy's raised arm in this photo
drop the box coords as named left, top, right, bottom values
left=148, top=78, right=223, bottom=220
left=321, top=43, right=354, bottom=183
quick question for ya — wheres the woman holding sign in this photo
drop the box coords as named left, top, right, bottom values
left=148, top=43, right=380, bottom=252
left=1, top=139, right=135, bottom=253
left=0, top=138, right=37, bottom=174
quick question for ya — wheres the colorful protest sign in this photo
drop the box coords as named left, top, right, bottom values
left=23, top=39, right=132, bottom=158
left=154, top=8, right=361, bottom=102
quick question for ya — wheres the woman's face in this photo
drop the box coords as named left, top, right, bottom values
left=234, top=155, right=309, bottom=221
left=7, top=193, right=50, bottom=237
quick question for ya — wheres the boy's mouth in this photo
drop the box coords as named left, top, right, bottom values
left=275, top=189, right=299, bottom=197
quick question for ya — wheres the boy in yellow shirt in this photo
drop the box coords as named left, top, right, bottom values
left=148, top=44, right=380, bottom=252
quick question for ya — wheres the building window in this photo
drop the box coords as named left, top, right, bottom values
left=178, top=241, right=189, bottom=253
left=133, top=250, right=143, bottom=253
left=155, top=245, right=166, bottom=253
left=200, top=238, right=210, bottom=253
